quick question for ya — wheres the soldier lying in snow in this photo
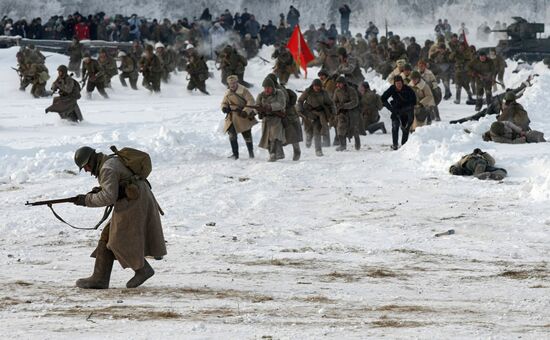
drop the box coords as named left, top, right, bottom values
left=449, top=148, right=507, bottom=181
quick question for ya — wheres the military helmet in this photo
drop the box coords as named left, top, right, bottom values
left=262, top=77, right=275, bottom=88
left=312, top=79, right=322, bottom=87
left=490, top=122, right=506, bottom=136
left=57, top=65, right=68, bottom=74
left=74, top=146, right=96, bottom=170
left=317, top=70, right=328, bottom=77
left=336, top=76, right=346, bottom=84
left=478, top=50, right=487, bottom=57
left=266, top=73, right=278, bottom=85
left=504, top=91, right=516, bottom=102
left=403, top=63, right=412, bottom=71
left=449, top=165, right=463, bottom=175
left=410, top=71, right=421, bottom=80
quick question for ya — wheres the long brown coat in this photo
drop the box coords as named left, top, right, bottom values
left=85, top=155, right=166, bottom=270
left=256, top=89, right=287, bottom=149
left=498, top=102, right=531, bottom=131
left=333, top=85, right=366, bottom=137
left=221, top=84, right=258, bottom=133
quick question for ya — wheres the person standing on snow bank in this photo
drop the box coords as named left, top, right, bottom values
left=449, top=148, right=507, bottom=181
left=45, top=65, right=83, bottom=122
left=72, top=146, right=166, bottom=289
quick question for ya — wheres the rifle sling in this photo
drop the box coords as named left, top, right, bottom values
left=47, top=203, right=113, bottom=230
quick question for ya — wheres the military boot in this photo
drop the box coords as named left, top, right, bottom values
left=354, top=135, right=361, bottom=150
left=336, top=136, right=347, bottom=151
left=292, top=143, right=301, bottom=161
left=333, top=135, right=340, bottom=146
left=314, top=135, right=323, bottom=156
left=268, top=142, right=277, bottom=162
left=475, top=98, right=482, bottom=111
left=322, top=130, right=331, bottom=147
left=367, top=122, right=386, bottom=134
left=76, top=240, right=114, bottom=289
left=454, top=88, right=461, bottom=104
left=305, top=132, right=313, bottom=148
left=466, top=89, right=474, bottom=102
left=228, top=139, right=239, bottom=160
left=246, top=142, right=254, bottom=158
left=275, top=141, right=285, bottom=160
left=120, top=76, right=128, bottom=87
left=126, top=259, right=155, bottom=289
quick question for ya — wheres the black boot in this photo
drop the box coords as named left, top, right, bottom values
left=292, top=143, right=301, bottom=161
left=229, top=139, right=239, bottom=160
left=76, top=240, right=114, bottom=289
left=475, top=98, right=482, bottom=111
left=454, top=87, right=461, bottom=104
left=276, top=141, right=285, bottom=160
left=314, top=135, right=323, bottom=156
left=305, top=132, right=312, bottom=148
left=322, top=130, right=331, bottom=147
left=333, top=134, right=340, bottom=146
left=336, top=136, right=347, bottom=151
left=126, top=259, right=155, bottom=288
left=354, top=135, right=361, bottom=150
left=246, top=142, right=254, bottom=158
left=367, top=122, right=386, bottom=134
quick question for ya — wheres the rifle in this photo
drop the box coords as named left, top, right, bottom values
left=26, top=196, right=113, bottom=230
left=244, top=105, right=286, bottom=118
left=259, top=56, right=270, bottom=64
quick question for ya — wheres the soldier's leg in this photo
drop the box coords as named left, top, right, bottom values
left=367, top=121, right=386, bottom=134
left=443, top=74, right=451, bottom=100
left=336, top=114, right=348, bottom=151
left=313, top=119, right=323, bottom=156
left=142, top=76, right=151, bottom=90
left=484, top=83, right=493, bottom=106
left=242, top=129, right=254, bottom=158
left=130, top=75, right=138, bottom=90
left=96, top=83, right=109, bottom=99
left=292, top=143, right=301, bottom=161
left=268, top=141, right=277, bottom=162
left=187, top=78, right=196, bottom=91
left=354, top=134, right=361, bottom=150
left=119, top=73, right=128, bottom=87
left=475, top=79, right=484, bottom=111
left=401, top=110, right=414, bottom=146
left=332, top=126, right=340, bottom=146
left=227, top=124, right=239, bottom=159
left=86, top=81, right=95, bottom=99
left=303, top=119, right=313, bottom=148
left=198, top=79, right=209, bottom=95
left=152, top=76, right=161, bottom=92
left=76, top=224, right=114, bottom=289
left=322, top=127, right=331, bottom=147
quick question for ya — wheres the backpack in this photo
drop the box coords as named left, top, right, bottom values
left=110, top=145, right=152, bottom=179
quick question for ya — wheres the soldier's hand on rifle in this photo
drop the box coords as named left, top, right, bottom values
left=262, top=104, right=272, bottom=114
left=222, top=106, right=231, bottom=114
left=74, top=194, right=87, bottom=206
left=237, top=108, right=247, bottom=118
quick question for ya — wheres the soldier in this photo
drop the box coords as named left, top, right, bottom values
left=497, top=91, right=531, bottom=131
left=318, top=70, right=336, bottom=146
left=358, top=81, right=386, bottom=134
left=353, top=33, right=369, bottom=67
left=381, top=75, right=417, bottom=150
left=139, top=45, right=162, bottom=92
left=407, top=37, right=421, bottom=67
left=409, top=71, right=436, bottom=131
left=336, top=47, right=364, bottom=86
left=256, top=77, right=287, bottom=162
left=272, top=45, right=295, bottom=86
left=332, top=76, right=365, bottom=151
left=489, top=48, right=506, bottom=91
left=185, top=51, right=209, bottom=95
left=310, top=37, right=339, bottom=76
left=417, top=60, right=442, bottom=121
left=467, top=51, right=495, bottom=111
left=429, top=42, right=452, bottom=100
left=98, top=49, right=118, bottom=88
left=297, top=78, right=335, bottom=156
left=45, top=65, right=83, bottom=122
left=155, top=42, right=172, bottom=83
left=399, top=63, right=413, bottom=85
left=27, top=62, right=50, bottom=98
left=449, top=148, right=507, bottom=181
left=24, top=44, right=46, bottom=65
left=449, top=42, right=474, bottom=104
left=81, top=53, right=109, bottom=99
left=15, top=51, right=33, bottom=91
left=72, top=146, right=167, bottom=289
left=483, top=121, right=545, bottom=144
left=129, top=40, right=144, bottom=64
left=118, top=51, right=139, bottom=90
left=265, top=73, right=302, bottom=161
left=221, top=75, right=258, bottom=159
left=219, top=45, right=251, bottom=88
left=243, top=33, right=259, bottom=59
left=67, top=38, right=83, bottom=78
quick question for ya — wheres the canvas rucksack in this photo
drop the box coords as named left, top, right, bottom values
left=110, top=145, right=152, bottom=179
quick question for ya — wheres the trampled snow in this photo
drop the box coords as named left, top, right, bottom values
left=0, top=40, right=549, bottom=338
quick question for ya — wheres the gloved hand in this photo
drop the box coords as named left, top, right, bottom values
left=222, top=106, right=231, bottom=114
left=89, top=186, right=102, bottom=194
left=238, top=110, right=248, bottom=118
left=74, top=194, right=87, bottom=206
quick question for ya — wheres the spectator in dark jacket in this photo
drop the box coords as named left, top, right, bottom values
left=244, top=15, right=260, bottom=39
left=339, top=5, right=351, bottom=36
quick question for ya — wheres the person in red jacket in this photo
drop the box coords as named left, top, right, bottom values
left=74, top=19, right=90, bottom=41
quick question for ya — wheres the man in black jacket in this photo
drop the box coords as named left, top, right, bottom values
left=381, top=75, right=417, bottom=150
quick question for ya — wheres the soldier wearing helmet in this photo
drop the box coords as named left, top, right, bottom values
left=45, top=65, right=83, bottom=122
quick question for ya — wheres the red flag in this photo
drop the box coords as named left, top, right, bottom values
left=286, top=25, right=315, bottom=78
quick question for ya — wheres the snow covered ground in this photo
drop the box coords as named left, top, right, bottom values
left=1, top=39, right=550, bottom=339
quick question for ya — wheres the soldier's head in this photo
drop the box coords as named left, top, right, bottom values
left=99, top=48, right=107, bottom=59
left=227, top=75, right=239, bottom=91
left=145, top=44, right=154, bottom=56
left=335, top=76, right=346, bottom=89
left=82, top=52, right=91, bottom=63
left=490, top=122, right=507, bottom=136
left=57, top=64, right=68, bottom=77
left=478, top=50, right=487, bottom=61
left=72, top=37, right=78, bottom=44
left=417, top=59, right=427, bottom=71
left=311, top=78, right=322, bottom=92
left=317, top=70, right=328, bottom=81
left=438, top=42, right=446, bottom=51
left=451, top=33, right=458, bottom=42
left=262, top=77, right=275, bottom=95
left=410, top=37, right=416, bottom=43
left=155, top=42, right=165, bottom=52
left=266, top=73, right=279, bottom=86
left=74, top=146, right=97, bottom=174
left=504, top=91, right=516, bottom=103
left=393, top=75, right=404, bottom=90
left=402, top=63, right=412, bottom=76
left=337, top=47, right=348, bottom=61
left=360, top=81, right=370, bottom=94
left=449, top=165, right=464, bottom=176
left=396, top=59, right=406, bottom=71
left=489, top=48, right=497, bottom=59
left=410, top=71, right=421, bottom=85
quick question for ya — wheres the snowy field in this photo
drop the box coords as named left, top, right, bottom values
left=1, top=39, right=550, bottom=339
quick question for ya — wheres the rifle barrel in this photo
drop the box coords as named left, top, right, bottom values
left=25, top=197, right=77, bottom=206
